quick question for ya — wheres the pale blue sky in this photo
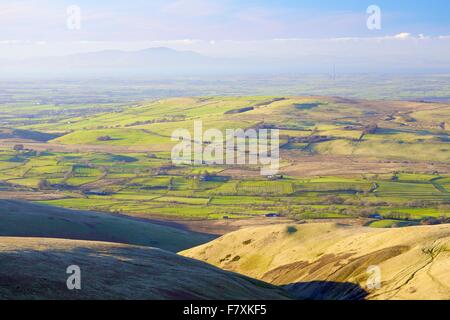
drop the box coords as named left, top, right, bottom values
left=1, top=0, right=450, bottom=72
left=2, top=0, right=450, bottom=41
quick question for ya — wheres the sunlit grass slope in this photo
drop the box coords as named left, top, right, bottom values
left=182, top=223, right=450, bottom=300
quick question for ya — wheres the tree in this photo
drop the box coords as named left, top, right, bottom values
left=38, top=179, right=50, bottom=190
left=324, top=195, right=344, bottom=205
left=359, top=124, right=378, bottom=141
left=97, top=136, right=112, bottom=141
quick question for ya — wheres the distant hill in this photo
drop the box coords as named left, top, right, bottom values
left=0, top=237, right=291, bottom=300
left=0, top=47, right=309, bottom=77
left=0, top=200, right=213, bottom=252
left=34, top=47, right=212, bottom=68
left=1, top=47, right=239, bottom=76
left=182, top=223, right=450, bottom=300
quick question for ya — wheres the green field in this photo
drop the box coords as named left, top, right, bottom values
left=0, top=96, right=449, bottom=227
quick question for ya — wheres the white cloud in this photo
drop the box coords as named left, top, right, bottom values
left=0, top=40, right=46, bottom=45
left=393, top=32, right=412, bottom=39
left=273, top=33, right=434, bottom=43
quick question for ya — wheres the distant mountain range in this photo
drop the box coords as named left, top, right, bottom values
left=3, top=46, right=444, bottom=78
left=32, top=47, right=215, bottom=69
left=1, top=47, right=251, bottom=77
left=2, top=47, right=336, bottom=77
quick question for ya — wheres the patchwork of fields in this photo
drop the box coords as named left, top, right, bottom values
left=0, top=96, right=449, bottom=226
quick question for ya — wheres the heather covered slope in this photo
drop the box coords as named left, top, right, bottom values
left=0, top=200, right=213, bottom=252
left=181, top=223, right=450, bottom=300
left=0, top=237, right=291, bottom=300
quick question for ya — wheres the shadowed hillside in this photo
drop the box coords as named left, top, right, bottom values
left=181, top=223, right=450, bottom=300
left=0, top=200, right=214, bottom=252
left=0, top=237, right=291, bottom=300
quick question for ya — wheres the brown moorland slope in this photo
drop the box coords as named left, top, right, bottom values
left=0, top=237, right=291, bottom=300
left=181, top=223, right=450, bottom=300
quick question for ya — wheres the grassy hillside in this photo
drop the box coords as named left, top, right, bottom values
left=0, top=200, right=213, bottom=252
left=0, top=237, right=290, bottom=300
left=181, top=223, right=450, bottom=300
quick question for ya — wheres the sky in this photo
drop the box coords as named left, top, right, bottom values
left=1, top=0, right=450, bottom=72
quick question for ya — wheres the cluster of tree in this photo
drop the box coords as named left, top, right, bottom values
left=189, top=170, right=217, bottom=181
left=96, top=135, right=113, bottom=141
left=13, top=144, right=25, bottom=152
left=282, top=205, right=379, bottom=219
left=124, top=116, right=186, bottom=127
left=89, top=125, right=121, bottom=129
left=12, top=145, right=44, bottom=157
left=382, top=211, right=413, bottom=220
left=401, top=114, right=416, bottom=123
left=289, top=135, right=334, bottom=144
left=405, top=200, right=437, bottom=208
left=224, top=106, right=254, bottom=114
left=316, top=196, right=388, bottom=207
left=37, top=179, right=51, bottom=190
left=358, top=124, right=378, bottom=141
left=420, top=216, right=450, bottom=225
